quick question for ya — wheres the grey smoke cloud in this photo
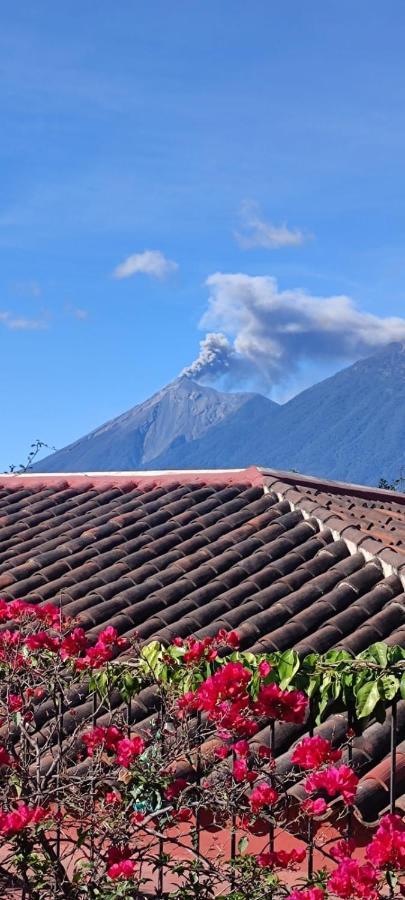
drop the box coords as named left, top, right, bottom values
left=180, top=332, right=236, bottom=379
left=182, top=273, right=405, bottom=386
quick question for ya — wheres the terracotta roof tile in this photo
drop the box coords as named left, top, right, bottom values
left=1, top=466, right=405, bottom=822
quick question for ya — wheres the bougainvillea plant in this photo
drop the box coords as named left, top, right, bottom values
left=0, top=597, right=403, bottom=899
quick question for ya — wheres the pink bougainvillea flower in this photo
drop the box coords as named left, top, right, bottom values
left=130, top=811, right=145, bottom=824
left=82, top=726, right=123, bottom=756
left=214, top=744, right=229, bottom=759
left=197, top=662, right=252, bottom=710
left=104, top=791, right=122, bottom=806
left=25, top=631, right=60, bottom=653
left=106, top=845, right=135, bottom=879
left=255, top=682, right=308, bottom=723
left=232, top=758, right=257, bottom=784
left=257, top=848, right=306, bottom=869
left=302, top=797, right=328, bottom=817
left=249, top=781, right=278, bottom=813
left=107, top=859, right=136, bottom=879
left=304, top=764, right=358, bottom=805
left=173, top=807, right=192, bottom=822
left=115, top=736, right=145, bottom=768
left=258, top=660, right=272, bottom=678
left=328, top=858, right=379, bottom=899
left=330, top=840, right=355, bottom=861
left=0, top=804, right=49, bottom=836
left=257, top=744, right=273, bottom=761
left=60, top=627, right=88, bottom=660
left=292, top=735, right=342, bottom=770
left=0, top=745, right=14, bottom=767
left=164, top=777, right=189, bottom=801
left=366, top=813, right=405, bottom=870
left=232, top=739, right=250, bottom=757
left=106, top=845, right=131, bottom=865
left=7, top=694, right=24, bottom=713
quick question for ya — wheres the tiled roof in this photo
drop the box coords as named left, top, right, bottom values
left=0, top=466, right=404, bottom=825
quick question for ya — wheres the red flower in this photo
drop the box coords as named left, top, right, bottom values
left=304, top=765, right=358, bottom=805
left=131, top=811, right=145, bottom=824
left=258, top=660, right=271, bottom=678
left=7, top=694, right=24, bottom=713
left=82, top=726, right=123, bottom=757
left=173, top=807, right=192, bottom=822
left=25, top=631, right=60, bottom=653
left=177, top=691, right=198, bottom=713
left=328, top=858, right=379, bottom=899
left=249, top=781, right=278, bottom=813
left=302, top=798, right=327, bottom=817
left=0, top=804, right=49, bottom=836
left=115, top=736, right=145, bottom=768
left=292, top=735, right=342, bottom=770
left=233, top=758, right=257, bottom=784
left=257, top=848, right=306, bottom=869
left=214, top=744, right=229, bottom=759
left=255, top=683, right=308, bottom=723
left=106, top=845, right=135, bottom=880
left=257, top=744, right=273, bottom=761
left=330, top=840, right=355, bottom=861
left=366, top=813, right=405, bottom=870
left=164, top=778, right=189, bottom=801
left=226, top=630, right=240, bottom=649
left=0, top=745, right=14, bottom=767
left=106, top=845, right=131, bottom=864
left=197, top=662, right=252, bottom=710
left=232, top=739, right=250, bottom=757
left=108, top=860, right=136, bottom=879
left=60, top=627, right=88, bottom=660
left=104, top=791, right=122, bottom=806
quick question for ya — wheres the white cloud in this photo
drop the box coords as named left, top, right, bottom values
left=182, top=272, right=405, bottom=386
left=235, top=202, right=309, bottom=249
left=0, top=311, right=48, bottom=330
left=113, top=249, right=179, bottom=280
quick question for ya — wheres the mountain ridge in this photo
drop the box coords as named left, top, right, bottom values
left=33, top=343, right=405, bottom=485
left=32, top=377, right=277, bottom=473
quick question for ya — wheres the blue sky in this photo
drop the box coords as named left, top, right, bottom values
left=1, top=1, right=405, bottom=470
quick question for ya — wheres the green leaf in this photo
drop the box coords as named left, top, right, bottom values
left=314, top=692, right=330, bottom=724
left=307, top=675, right=321, bottom=698
left=238, top=836, right=249, bottom=854
left=400, top=672, right=405, bottom=700
left=323, top=649, right=353, bottom=666
left=378, top=674, right=399, bottom=701
left=276, top=649, right=300, bottom=688
left=93, top=670, right=109, bottom=699
left=239, top=651, right=257, bottom=666
left=359, top=643, right=387, bottom=668
left=387, top=645, right=405, bottom=664
left=139, top=640, right=163, bottom=677
left=355, top=681, right=381, bottom=718
left=302, top=653, right=319, bottom=673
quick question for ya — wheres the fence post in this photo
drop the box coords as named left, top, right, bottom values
left=269, top=719, right=275, bottom=854
left=157, top=705, right=165, bottom=898
left=55, top=686, right=64, bottom=869
left=195, top=710, right=202, bottom=859
left=307, top=701, right=314, bottom=881
left=346, top=701, right=354, bottom=841
left=390, top=698, right=398, bottom=816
